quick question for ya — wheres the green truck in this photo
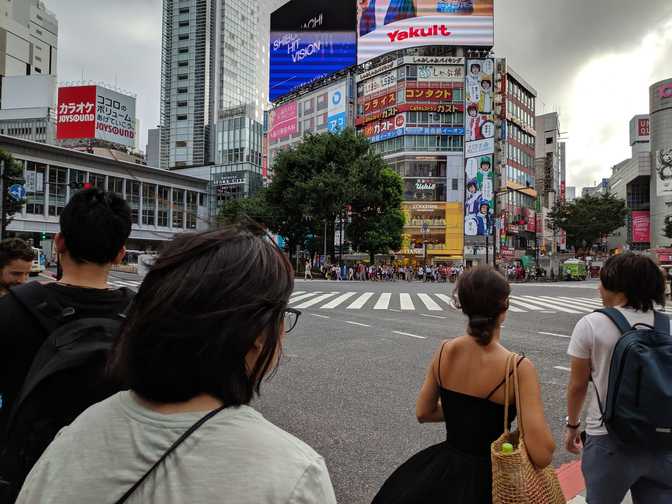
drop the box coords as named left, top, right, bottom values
left=561, top=259, right=588, bottom=281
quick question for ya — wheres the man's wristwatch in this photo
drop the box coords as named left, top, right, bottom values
left=565, top=416, right=581, bottom=429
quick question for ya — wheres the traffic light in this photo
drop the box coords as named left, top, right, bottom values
left=41, top=232, right=47, bottom=241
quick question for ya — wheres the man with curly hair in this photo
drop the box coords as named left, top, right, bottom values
left=0, top=238, right=34, bottom=297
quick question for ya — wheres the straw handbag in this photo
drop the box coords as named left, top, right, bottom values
left=491, top=353, right=565, bottom=504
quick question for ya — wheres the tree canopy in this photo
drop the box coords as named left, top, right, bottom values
left=1, top=149, right=26, bottom=238
left=549, top=193, right=628, bottom=252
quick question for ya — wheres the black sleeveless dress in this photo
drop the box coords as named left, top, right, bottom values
left=371, top=357, right=522, bottom=504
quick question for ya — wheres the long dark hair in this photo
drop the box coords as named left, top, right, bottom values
left=108, top=222, right=294, bottom=406
left=455, top=266, right=510, bottom=346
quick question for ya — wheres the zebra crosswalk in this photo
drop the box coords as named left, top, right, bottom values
left=289, top=291, right=672, bottom=315
left=109, top=279, right=142, bottom=289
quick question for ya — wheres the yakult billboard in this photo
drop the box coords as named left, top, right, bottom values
left=57, top=85, right=136, bottom=148
left=357, top=0, right=494, bottom=65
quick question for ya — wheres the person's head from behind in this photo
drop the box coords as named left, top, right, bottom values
left=599, top=253, right=665, bottom=311
left=56, top=188, right=131, bottom=270
left=455, top=266, right=510, bottom=346
left=109, top=222, right=295, bottom=407
left=0, top=238, right=34, bottom=291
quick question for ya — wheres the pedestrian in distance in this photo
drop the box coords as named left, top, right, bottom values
left=0, top=238, right=34, bottom=298
left=304, top=259, right=313, bottom=280
left=372, top=266, right=555, bottom=504
left=566, top=253, right=672, bottom=503
left=14, top=222, right=337, bottom=504
left=0, top=188, right=134, bottom=501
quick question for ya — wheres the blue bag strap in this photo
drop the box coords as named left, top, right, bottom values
left=654, top=311, right=671, bottom=335
left=594, top=308, right=632, bottom=335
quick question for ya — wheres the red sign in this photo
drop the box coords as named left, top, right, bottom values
left=632, top=211, right=651, bottom=243
left=269, top=102, right=298, bottom=142
left=363, top=114, right=405, bottom=138
left=355, top=102, right=464, bottom=126
left=362, top=92, right=397, bottom=114
left=658, top=82, right=672, bottom=99
left=560, top=181, right=566, bottom=202
left=56, top=86, right=96, bottom=140
left=405, top=87, right=452, bottom=101
left=638, top=118, right=650, bottom=136
left=525, top=209, right=536, bottom=233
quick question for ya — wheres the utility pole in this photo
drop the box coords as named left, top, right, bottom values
left=1, top=160, right=7, bottom=241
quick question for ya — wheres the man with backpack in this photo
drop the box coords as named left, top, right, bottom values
left=0, top=188, right=134, bottom=502
left=565, top=253, right=672, bottom=503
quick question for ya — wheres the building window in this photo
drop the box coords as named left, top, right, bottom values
left=89, top=173, right=106, bottom=189
left=108, top=176, right=124, bottom=195
left=177, top=87, right=188, bottom=94
left=172, top=189, right=185, bottom=228
left=452, top=178, right=459, bottom=191
left=546, top=137, right=553, bottom=144
left=69, top=169, right=87, bottom=196
left=48, top=166, right=67, bottom=216
left=142, top=183, right=156, bottom=226
left=178, top=7, right=189, bottom=13
left=126, top=180, right=141, bottom=224
left=178, top=74, right=188, bottom=80
left=178, top=47, right=189, bottom=54
left=175, top=141, right=187, bottom=148
left=186, top=191, right=197, bottom=229
left=25, top=161, right=46, bottom=215
left=158, top=185, right=171, bottom=227
left=179, top=21, right=189, bottom=27
left=177, top=101, right=188, bottom=107
left=177, top=114, right=188, bottom=121
left=178, top=61, right=188, bottom=67
left=178, top=34, right=189, bottom=40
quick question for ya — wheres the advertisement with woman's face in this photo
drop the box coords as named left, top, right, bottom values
left=357, top=0, right=494, bottom=65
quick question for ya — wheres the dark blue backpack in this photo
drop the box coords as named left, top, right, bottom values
left=596, top=308, right=672, bottom=449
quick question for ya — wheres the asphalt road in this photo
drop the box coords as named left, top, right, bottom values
left=103, top=271, right=604, bottom=503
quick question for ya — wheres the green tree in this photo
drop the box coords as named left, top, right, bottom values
left=218, top=189, right=274, bottom=228
left=549, top=193, right=628, bottom=252
left=1, top=149, right=26, bottom=239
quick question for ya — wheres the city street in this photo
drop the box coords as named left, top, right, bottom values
left=104, top=271, right=621, bottom=503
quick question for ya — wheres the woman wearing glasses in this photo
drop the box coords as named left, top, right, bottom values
left=16, top=224, right=335, bottom=504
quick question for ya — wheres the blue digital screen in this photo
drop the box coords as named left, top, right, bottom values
left=270, top=1, right=357, bottom=102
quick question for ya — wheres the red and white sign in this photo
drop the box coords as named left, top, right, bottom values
left=362, top=92, right=397, bottom=114
left=355, top=102, right=464, bottom=126
left=632, top=211, right=651, bottom=243
left=560, top=181, right=566, bottom=202
left=57, top=85, right=137, bottom=147
left=638, top=118, right=650, bottom=136
left=269, top=102, right=298, bottom=142
left=363, top=114, right=405, bottom=138
left=658, top=82, right=672, bottom=100
left=405, top=86, right=452, bottom=102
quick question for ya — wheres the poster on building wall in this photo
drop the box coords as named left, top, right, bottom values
left=464, top=58, right=495, bottom=238
left=417, top=65, right=465, bottom=82
left=632, top=211, right=651, bottom=243
left=269, top=102, right=299, bottom=142
left=94, top=86, right=137, bottom=148
left=656, top=148, right=672, bottom=196
left=359, top=70, right=397, bottom=95
left=357, top=0, right=494, bottom=65
left=327, top=83, right=348, bottom=133
left=56, top=85, right=97, bottom=140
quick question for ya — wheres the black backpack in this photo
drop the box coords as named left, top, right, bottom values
left=0, top=282, right=132, bottom=503
left=596, top=308, right=672, bottom=449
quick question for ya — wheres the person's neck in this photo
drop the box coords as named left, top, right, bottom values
left=59, top=261, right=111, bottom=290
left=132, top=392, right=224, bottom=414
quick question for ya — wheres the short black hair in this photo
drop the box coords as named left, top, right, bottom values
left=455, top=266, right=510, bottom=346
left=600, top=253, right=665, bottom=312
left=108, top=222, right=295, bottom=406
left=60, top=188, right=131, bottom=265
left=0, top=238, right=34, bottom=268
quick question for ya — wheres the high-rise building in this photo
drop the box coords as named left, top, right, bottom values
left=160, top=0, right=275, bottom=170
left=146, top=127, right=161, bottom=167
left=0, top=0, right=57, bottom=84
left=650, top=77, right=672, bottom=249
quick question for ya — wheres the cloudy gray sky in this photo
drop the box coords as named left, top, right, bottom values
left=55, top=0, right=672, bottom=190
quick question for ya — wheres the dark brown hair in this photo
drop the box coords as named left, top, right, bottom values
left=455, top=266, right=510, bottom=346
left=0, top=237, right=34, bottom=268
left=108, top=222, right=294, bottom=406
left=600, top=253, right=665, bottom=312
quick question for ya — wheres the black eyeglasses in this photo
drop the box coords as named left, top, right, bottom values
left=283, top=308, right=301, bottom=333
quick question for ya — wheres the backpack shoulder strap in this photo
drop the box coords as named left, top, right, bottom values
left=9, top=282, right=67, bottom=334
left=594, top=308, right=632, bottom=335
left=654, top=310, right=671, bottom=336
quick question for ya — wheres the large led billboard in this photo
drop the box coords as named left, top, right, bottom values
left=57, top=85, right=137, bottom=147
left=357, top=0, right=494, bottom=65
left=269, top=0, right=357, bottom=102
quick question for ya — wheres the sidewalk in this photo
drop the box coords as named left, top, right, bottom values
left=560, top=461, right=632, bottom=503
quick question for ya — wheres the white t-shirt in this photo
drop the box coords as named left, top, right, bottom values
left=567, top=307, right=654, bottom=436
left=17, top=392, right=336, bottom=504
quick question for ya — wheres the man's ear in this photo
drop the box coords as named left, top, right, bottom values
left=112, top=246, right=127, bottom=266
left=54, top=233, right=67, bottom=255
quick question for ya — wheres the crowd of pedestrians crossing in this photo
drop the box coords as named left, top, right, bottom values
left=0, top=187, right=670, bottom=503
left=305, top=262, right=464, bottom=283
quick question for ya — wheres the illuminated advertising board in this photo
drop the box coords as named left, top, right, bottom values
left=327, top=83, right=348, bottom=133
left=405, top=86, right=453, bottom=101
left=632, top=211, right=651, bottom=243
left=57, top=85, right=136, bottom=147
left=268, top=102, right=299, bottom=142
left=270, top=0, right=357, bottom=101
left=357, top=0, right=494, bottom=65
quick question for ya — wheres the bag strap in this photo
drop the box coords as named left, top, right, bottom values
left=512, top=351, right=524, bottom=440
left=502, top=353, right=516, bottom=434
left=594, top=308, right=632, bottom=335
left=9, top=282, right=66, bottom=334
left=114, top=404, right=227, bottom=504
left=653, top=311, right=671, bottom=336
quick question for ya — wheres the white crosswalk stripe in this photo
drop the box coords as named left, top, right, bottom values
left=290, top=292, right=322, bottom=304
left=294, top=293, right=338, bottom=309
left=434, top=293, right=453, bottom=307
left=321, top=292, right=357, bottom=309
left=348, top=292, right=374, bottom=309
left=417, top=293, right=442, bottom=311
left=400, top=293, right=414, bottom=311
left=516, top=296, right=584, bottom=314
left=509, top=297, right=546, bottom=311
left=374, top=293, right=391, bottom=310
left=536, top=296, right=594, bottom=313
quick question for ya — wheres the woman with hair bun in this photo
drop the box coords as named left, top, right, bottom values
left=372, top=266, right=555, bottom=504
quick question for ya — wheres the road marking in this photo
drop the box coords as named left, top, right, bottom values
left=294, top=293, right=338, bottom=309
left=536, top=296, right=593, bottom=313
left=393, top=330, right=427, bottom=340
left=310, top=314, right=331, bottom=319
left=389, top=308, right=401, bottom=313
left=290, top=292, right=321, bottom=304
left=346, top=320, right=371, bottom=328
left=517, top=296, right=583, bottom=314
left=539, top=331, right=571, bottom=339
left=292, top=291, right=306, bottom=296
left=421, top=314, right=446, bottom=320
left=374, top=293, right=391, bottom=310
left=554, top=366, right=571, bottom=372
left=400, top=293, right=414, bottom=310
left=347, top=292, right=374, bottom=309
left=508, top=297, right=545, bottom=311
left=418, top=293, right=442, bottom=311
left=434, top=293, right=454, bottom=307
left=321, top=292, right=357, bottom=309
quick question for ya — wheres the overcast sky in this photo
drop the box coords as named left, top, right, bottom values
left=55, top=0, right=672, bottom=190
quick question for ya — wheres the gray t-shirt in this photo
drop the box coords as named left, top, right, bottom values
left=17, top=392, right=337, bottom=504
